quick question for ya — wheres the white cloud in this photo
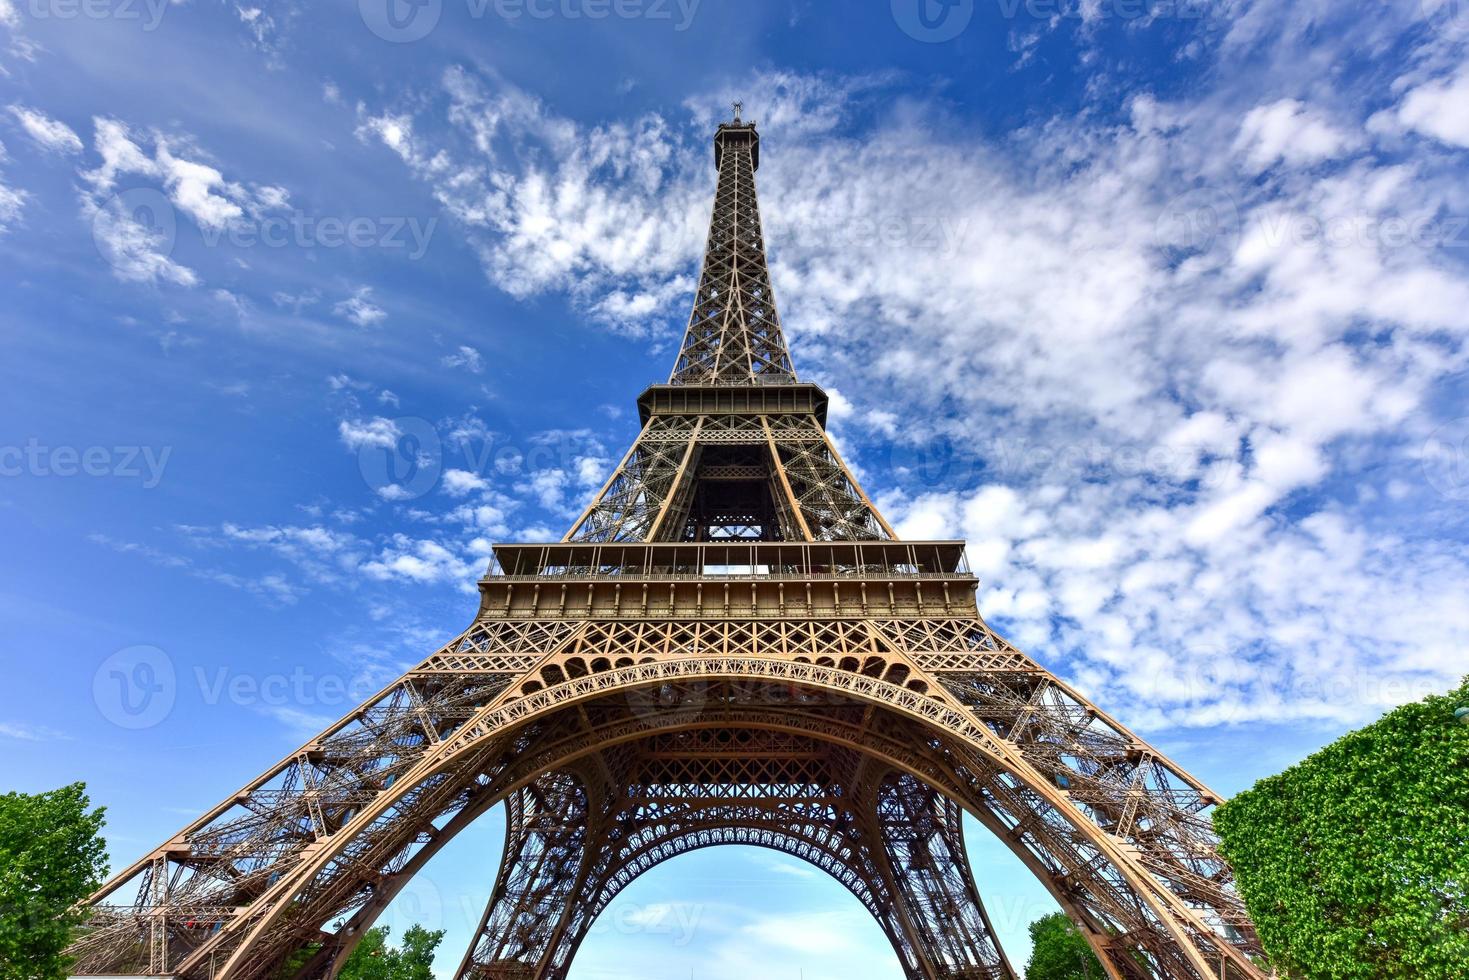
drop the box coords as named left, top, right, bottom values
left=739, top=910, right=873, bottom=955
left=90, top=532, right=309, bottom=606
left=338, top=417, right=401, bottom=451
left=327, top=373, right=371, bottom=392
left=1395, top=66, right=1469, bottom=149
left=81, top=117, right=156, bottom=193
left=75, top=117, right=286, bottom=286
left=442, top=468, right=489, bottom=496
left=183, top=523, right=365, bottom=590
left=1234, top=99, right=1357, bottom=171
left=353, top=69, right=711, bottom=334
left=8, top=105, right=82, bottom=154
left=0, top=173, right=24, bottom=233
left=155, top=142, right=244, bottom=230
left=83, top=190, right=198, bottom=286
left=333, top=286, right=386, bottom=327
left=575, top=455, right=606, bottom=488
left=361, top=534, right=479, bottom=586
left=441, top=344, right=484, bottom=372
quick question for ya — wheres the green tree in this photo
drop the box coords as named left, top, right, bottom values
left=1024, top=912, right=1104, bottom=980
left=0, top=783, right=108, bottom=980
left=335, top=924, right=444, bottom=980
left=276, top=923, right=443, bottom=980
left=1214, top=676, right=1469, bottom=979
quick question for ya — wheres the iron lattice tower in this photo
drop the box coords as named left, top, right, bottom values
left=69, top=114, right=1268, bottom=980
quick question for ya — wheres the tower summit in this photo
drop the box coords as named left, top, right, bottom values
left=566, top=109, right=890, bottom=544
left=69, top=113, right=1269, bottom=980
left=670, top=108, right=787, bottom=384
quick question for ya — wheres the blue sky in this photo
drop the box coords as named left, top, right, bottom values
left=3, top=0, right=1469, bottom=976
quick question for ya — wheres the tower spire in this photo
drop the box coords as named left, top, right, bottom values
left=669, top=113, right=796, bottom=385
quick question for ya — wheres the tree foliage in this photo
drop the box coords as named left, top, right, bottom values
left=337, top=925, right=443, bottom=980
left=0, top=783, right=108, bottom=980
left=278, top=924, right=445, bottom=980
left=1024, top=911, right=1104, bottom=980
left=1214, top=677, right=1469, bottom=979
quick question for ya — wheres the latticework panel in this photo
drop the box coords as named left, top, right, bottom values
left=417, top=617, right=1037, bottom=676
left=670, top=123, right=795, bottom=385
left=565, top=416, right=703, bottom=543
left=65, top=672, right=514, bottom=977
left=875, top=772, right=1016, bottom=979
left=459, top=771, right=593, bottom=978
left=565, top=412, right=891, bottom=544
left=937, top=671, right=1255, bottom=945
left=775, top=431, right=891, bottom=540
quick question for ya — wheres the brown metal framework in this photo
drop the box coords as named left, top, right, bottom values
left=67, top=112, right=1267, bottom=980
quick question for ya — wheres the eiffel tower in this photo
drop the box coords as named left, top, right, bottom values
left=69, top=110, right=1268, bottom=980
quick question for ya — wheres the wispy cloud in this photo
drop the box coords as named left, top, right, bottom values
left=8, top=104, right=82, bottom=154
left=333, top=286, right=387, bottom=327
left=441, top=344, right=484, bottom=373
left=0, top=720, right=71, bottom=741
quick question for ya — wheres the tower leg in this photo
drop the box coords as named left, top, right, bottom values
left=868, top=771, right=1017, bottom=980
left=455, top=770, right=599, bottom=980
